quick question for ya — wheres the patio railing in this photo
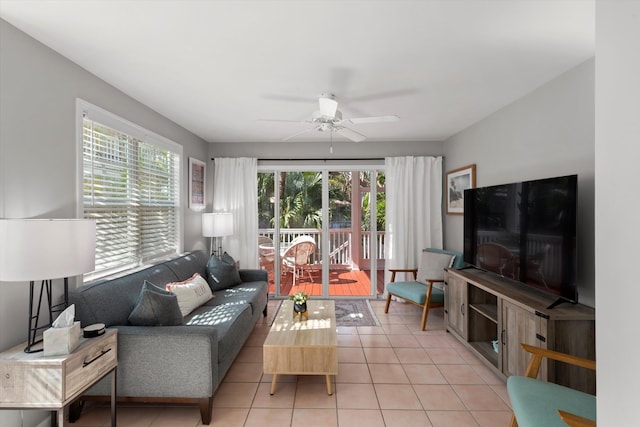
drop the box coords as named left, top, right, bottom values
left=258, top=228, right=385, bottom=268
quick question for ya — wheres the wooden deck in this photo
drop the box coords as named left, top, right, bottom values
left=267, top=268, right=385, bottom=297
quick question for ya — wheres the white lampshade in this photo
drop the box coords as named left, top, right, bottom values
left=0, top=219, right=96, bottom=281
left=202, top=212, right=234, bottom=237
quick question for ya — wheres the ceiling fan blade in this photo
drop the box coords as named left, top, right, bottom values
left=318, top=96, right=338, bottom=118
left=336, top=127, right=367, bottom=142
left=261, top=94, right=315, bottom=103
left=343, top=115, right=400, bottom=124
left=257, top=119, right=309, bottom=124
left=282, top=126, right=317, bottom=141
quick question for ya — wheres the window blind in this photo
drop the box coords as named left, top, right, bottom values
left=82, top=117, right=180, bottom=278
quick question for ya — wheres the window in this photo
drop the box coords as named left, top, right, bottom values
left=79, top=100, right=182, bottom=279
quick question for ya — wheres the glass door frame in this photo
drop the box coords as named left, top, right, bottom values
left=258, top=161, right=384, bottom=299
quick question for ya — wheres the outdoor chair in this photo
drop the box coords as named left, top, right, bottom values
left=477, top=242, right=517, bottom=279
left=281, top=235, right=317, bottom=286
left=258, top=235, right=275, bottom=274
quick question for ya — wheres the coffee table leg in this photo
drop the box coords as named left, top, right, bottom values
left=326, top=375, right=333, bottom=395
left=270, top=374, right=278, bottom=395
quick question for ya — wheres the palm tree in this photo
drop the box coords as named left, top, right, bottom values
left=258, top=170, right=384, bottom=230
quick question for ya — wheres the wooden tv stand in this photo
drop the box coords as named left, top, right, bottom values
left=443, top=267, right=595, bottom=394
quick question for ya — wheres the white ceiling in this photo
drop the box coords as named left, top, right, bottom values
left=0, top=0, right=594, bottom=144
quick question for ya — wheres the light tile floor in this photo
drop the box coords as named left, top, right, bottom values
left=72, top=299, right=513, bottom=427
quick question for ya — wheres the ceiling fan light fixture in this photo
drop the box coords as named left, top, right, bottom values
left=318, top=123, right=334, bottom=132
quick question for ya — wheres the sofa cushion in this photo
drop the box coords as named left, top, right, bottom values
left=70, top=263, right=180, bottom=327
left=206, top=252, right=242, bottom=291
left=128, top=281, right=184, bottom=326
left=163, top=250, right=209, bottom=282
left=185, top=303, right=253, bottom=364
left=386, top=281, right=444, bottom=304
left=166, top=273, right=214, bottom=316
left=507, top=376, right=596, bottom=427
left=424, top=248, right=465, bottom=269
left=210, top=280, right=269, bottom=317
left=416, top=250, right=454, bottom=283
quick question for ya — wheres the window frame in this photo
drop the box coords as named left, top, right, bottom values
left=76, top=99, right=183, bottom=281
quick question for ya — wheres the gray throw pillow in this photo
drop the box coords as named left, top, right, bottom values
left=128, top=280, right=184, bottom=326
left=206, top=252, right=241, bottom=292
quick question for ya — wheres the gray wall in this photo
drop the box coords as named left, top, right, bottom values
left=0, top=20, right=209, bottom=425
left=442, top=58, right=595, bottom=307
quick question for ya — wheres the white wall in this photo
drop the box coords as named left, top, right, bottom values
left=0, top=19, right=210, bottom=427
left=595, top=1, right=640, bottom=425
left=443, top=58, right=596, bottom=307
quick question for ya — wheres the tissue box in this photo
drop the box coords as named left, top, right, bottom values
left=43, top=321, right=81, bottom=356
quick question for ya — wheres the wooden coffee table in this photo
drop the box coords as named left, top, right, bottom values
left=263, top=299, right=338, bottom=395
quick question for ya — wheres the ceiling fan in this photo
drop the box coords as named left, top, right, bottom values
left=259, top=94, right=400, bottom=142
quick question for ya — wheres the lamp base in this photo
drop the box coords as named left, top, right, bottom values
left=213, top=237, right=224, bottom=259
left=25, top=278, right=69, bottom=353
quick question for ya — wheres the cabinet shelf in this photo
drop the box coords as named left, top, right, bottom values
left=469, top=303, right=498, bottom=323
left=470, top=341, right=498, bottom=368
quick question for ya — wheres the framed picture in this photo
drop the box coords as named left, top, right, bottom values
left=188, top=157, right=206, bottom=211
left=446, top=164, right=476, bottom=215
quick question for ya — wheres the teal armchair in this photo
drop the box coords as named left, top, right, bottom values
left=507, top=343, right=596, bottom=427
left=384, top=248, right=463, bottom=330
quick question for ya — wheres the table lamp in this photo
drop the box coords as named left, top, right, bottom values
left=202, top=212, right=233, bottom=257
left=0, top=219, right=96, bottom=352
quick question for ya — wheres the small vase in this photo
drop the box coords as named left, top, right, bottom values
left=293, top=302, right=307, bottom=313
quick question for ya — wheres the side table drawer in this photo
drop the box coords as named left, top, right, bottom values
left=65, top=332, right=117, bottom=400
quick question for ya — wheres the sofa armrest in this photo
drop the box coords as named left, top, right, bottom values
left=104, top=325, right=220, bottom=398
left=239, top=269, right=268, bottom=283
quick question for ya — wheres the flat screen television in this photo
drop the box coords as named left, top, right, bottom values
left=463, top=174, right=578, bottom=307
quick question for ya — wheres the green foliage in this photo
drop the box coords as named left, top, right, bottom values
left=289, top=291, right=308, bottom=304
left=257, top=170, right=386, bottom=231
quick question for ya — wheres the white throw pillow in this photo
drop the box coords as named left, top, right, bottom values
left=416, top=251, right=455, bottom=284
left=165, top=273, right=214, bottom=316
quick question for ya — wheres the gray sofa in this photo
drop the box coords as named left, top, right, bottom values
left=68, top=250, right=268, bottom=424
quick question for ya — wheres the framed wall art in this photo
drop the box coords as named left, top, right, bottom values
left=446, top=164, right=476, bottom=215
left=188, top=157, right=206, bottom=211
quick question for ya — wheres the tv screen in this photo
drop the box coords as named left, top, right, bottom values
left=463, top=175, right=578, bottom=305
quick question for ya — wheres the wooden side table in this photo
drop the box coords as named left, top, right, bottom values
left=0, top=328, right=118, bottom=426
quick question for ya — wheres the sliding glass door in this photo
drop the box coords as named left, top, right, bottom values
left=258, top=164, right=384, bottom=299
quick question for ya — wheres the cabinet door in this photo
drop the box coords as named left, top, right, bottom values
left=501, top=300, right=546, bottom=378
left=444, top=273, right=467, bottom=339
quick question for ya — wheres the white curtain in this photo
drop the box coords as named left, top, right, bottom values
left=213, top=157, right=258, bottom=268
left=385, top=156, right=443, bottom=281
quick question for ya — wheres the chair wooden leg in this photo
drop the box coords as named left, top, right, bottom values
left=384, top=292, right=392, bottom=313
left=420, top=282, right=435, bottom=331
left=509, top=413, right=518, bottom=427
left=420, top=303, right=430, bottom=331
